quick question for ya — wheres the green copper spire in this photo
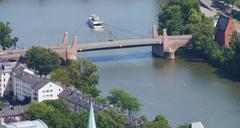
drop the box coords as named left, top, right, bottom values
left=87, top=101, right=96, bottom=128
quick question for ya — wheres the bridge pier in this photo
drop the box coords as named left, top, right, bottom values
left=152, top=44, right=164, bottom=58
left=164, top=51, right=175, bottom=59
left=152, top=45, right=176, bottom=59
left=151, top=28, right=176, bottom=59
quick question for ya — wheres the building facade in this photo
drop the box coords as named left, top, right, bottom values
left=215, top=15, right=235, bottom=47
left=13, top=65, right=63, bottom=102
left=0, top=61, right=16, bottom=97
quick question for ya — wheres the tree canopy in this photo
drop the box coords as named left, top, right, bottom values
left=107, top=88, right=142, bottom=115
left=26, top=46, right=61, bottom=77
left=159, top=0, right=240, bottom=79
left=0, top=22, right=18, bottom=50
left=26, top=100, right=126, bottom=128
left=139, top=115, right=171, bottom=128
left=51, top=57, right=100, bottom=97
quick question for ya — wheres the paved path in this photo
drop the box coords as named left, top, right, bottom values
left=199, top=0, right=217, bottom=17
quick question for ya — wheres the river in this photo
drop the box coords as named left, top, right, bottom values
left=0, top=0, right=240, bottom=128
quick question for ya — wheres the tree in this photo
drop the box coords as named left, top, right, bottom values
left=96, top=96, right=108, bottom=104
left=177, top=123, right=190, bottom=128
left=51, top=57, right=100, bottom=97
left=50, top=67, right=71, bottom=86
left=107, top=88, right=126, bottom=107
left=107, top=88, right=142, bottom=115
left=0, top=100, right=4, bottom=107
left=70, top=112, right=88, bottom=128
left=139, top=115, right=171, bottom=128
left=26, top=46, right=61, bottom=77
left=26, top=100, right=127, bottom=128
left=140, top=115, right=148, bottom=122
left=96, top=108, right=126, bottom=128
left=0, top=22, right=18, bottom=50
left=26, top=101, right=73, bottom=128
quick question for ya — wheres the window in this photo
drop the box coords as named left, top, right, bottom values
left=42, top=90, right=45, bottom=93
left=59, top=89, right=61, bottom=91
left=50, top=89, right=53, bottom=92
left=46, top=90, right=49, bottom=92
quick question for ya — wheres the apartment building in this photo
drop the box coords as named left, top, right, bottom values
left=13, top=65, right=63, bottom=102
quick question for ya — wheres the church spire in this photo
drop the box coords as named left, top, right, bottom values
left=87, top=101, right=96, bottom=128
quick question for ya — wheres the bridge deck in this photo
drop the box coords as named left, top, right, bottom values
left=77, top=35, right=192, bottom=52
left=77, top=38, right=162, bottom=51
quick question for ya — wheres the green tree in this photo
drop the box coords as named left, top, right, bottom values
left=50, top=57, right=100, bottom=97
left=26, top=100, right=128, bottom=128
left=96, top=108, right=126, bottom=128
left=67, top=58, right=100, bottom=97
left=96, top=96, right=108, bottom=104
left=50, top=67, right=71, bottom=86
left=139, top=115, right=171, bottom=128
left=140, top=115, right=148, bottom=122
left=177, top=123, right=189, bottom=128
left=26, top=46, right=61, bottom=77
left=0, top=100, right=4, bottom=107
left=107, top=88, right=126, bottom=107
left=70, top=112, right=88, bottom=128
left=107, top=88, right=142, bottom=115
left=159, top=4, right=184, bottom=35
left=0, top=22, right=18, bottom=50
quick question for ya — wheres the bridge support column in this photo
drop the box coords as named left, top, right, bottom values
left=152, top=45, right=176, bottom=59
left=152, top=44, right=164, bottom=58
left=164, top=52, right=175, bottom=59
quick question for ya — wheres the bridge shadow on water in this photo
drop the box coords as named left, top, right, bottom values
left=80, top=51, right=153, bottom=63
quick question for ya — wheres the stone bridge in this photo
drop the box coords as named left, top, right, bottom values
left=0, top=25, right=192, bottom=62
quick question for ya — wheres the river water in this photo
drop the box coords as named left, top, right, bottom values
left=0, top=0, right=240, bottom=128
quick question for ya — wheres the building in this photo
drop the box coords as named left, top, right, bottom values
left=191, top=122, right=205, bottom=128
left=0, top=60, right=17, bottom=97
left=58, top=88, right=145, bottom=127
left=0, top=105, right=26, bottom=125
left=13, top=65, right=63, bottom=102
left=0, top=119, right=48, bottom=128
left=215, top=15, right=235, bottom=47
left=58, top=88, right=108, bottom=112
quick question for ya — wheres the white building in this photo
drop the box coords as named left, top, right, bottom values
left=191, top=122, right=205, bottom=128
left=0, top=60, right=16, bottom=97
left=0, top=119, right=48, bottom=128
left=13, top=65, right=63, bottom=102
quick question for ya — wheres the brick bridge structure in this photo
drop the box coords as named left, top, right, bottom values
left=0, top=32, right=78, bottom=62
left=0, top=26, right=192, bottom=62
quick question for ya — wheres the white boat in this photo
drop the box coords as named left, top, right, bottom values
left=88, top=14, right=103, bottom=30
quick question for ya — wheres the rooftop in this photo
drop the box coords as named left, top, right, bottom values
left=58, top=88, right=108, bottom=112
left=13, top=64, right=51, bottom=91
left=0, top=119, right=48, bottom=128
left=0, top=105, right=27, bottom=117
left=0, top=61, right=17, bottom=73
left=191, top=122, right=205, bottom=128
left=59, top=88, right=145, bottom=127
left=216, top=15, right=230, bottom=32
